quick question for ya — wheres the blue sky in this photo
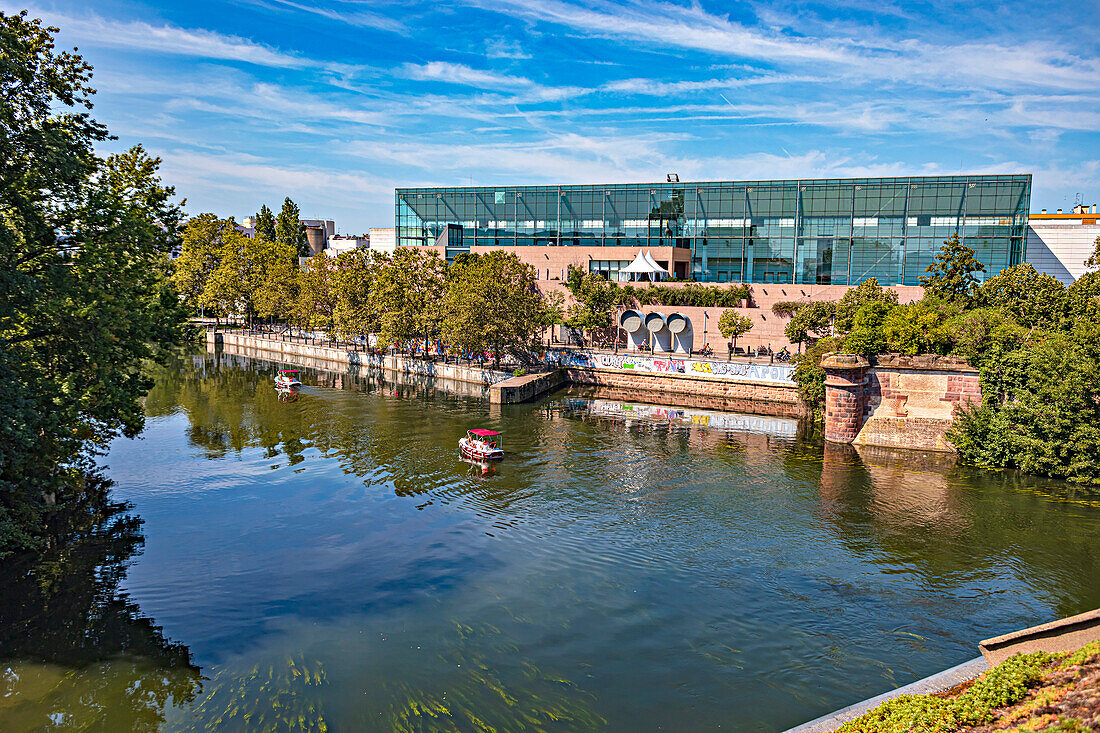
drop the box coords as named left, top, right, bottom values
left=8, top=0, right=1099, bottom=232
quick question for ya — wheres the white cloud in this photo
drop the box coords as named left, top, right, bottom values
left=399, top=61, right=534, bottom=89
left=16, top=6, right=355, bottom=72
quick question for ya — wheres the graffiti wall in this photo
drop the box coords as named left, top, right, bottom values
left=546, top=349, right=795, bottom=386
left=561, top=398, right=798, bottom=436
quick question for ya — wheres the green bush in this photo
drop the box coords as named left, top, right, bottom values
left=838, top=651, right=1056, bottom=733
left=512, top=368, right=526, bottom=377
left=792, top=337, right=841, bottom=419
left=881, top=300, right=955, bottom=355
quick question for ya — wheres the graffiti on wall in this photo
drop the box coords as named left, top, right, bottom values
left=546, top=349, right=795, bottom=385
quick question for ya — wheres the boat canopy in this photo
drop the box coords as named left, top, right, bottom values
left=468, top=429, right=501, bottom=437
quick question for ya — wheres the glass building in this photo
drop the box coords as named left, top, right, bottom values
left=396, top=174, right=1030, bottom=286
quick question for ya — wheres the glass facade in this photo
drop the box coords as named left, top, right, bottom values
left=396, top=175, right=1031, bottom=286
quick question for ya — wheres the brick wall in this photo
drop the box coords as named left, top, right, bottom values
left=822, top=353, right=982, bottom=453
left=565, top=368, right=804, bottom=418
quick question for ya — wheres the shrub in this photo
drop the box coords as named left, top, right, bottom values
left=835, top=278, right=898, bottom=334
left=771, top=301, right=803, bottom=318
left=792, top=337, right=841, bottom=419
left=881, top=300, right=955, bottom=355
left=512, top=368, right=527, bottom=377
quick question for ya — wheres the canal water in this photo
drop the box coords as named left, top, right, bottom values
left=3, top=349, right=1099, bottom=732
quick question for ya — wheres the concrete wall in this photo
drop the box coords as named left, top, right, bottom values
left=209, top=331, right=514, bottom=386
left=565, top=367, right=803, bottom=418
left=489, top=371, right=565, bottom=404
left=821, top=353, right=981, bottom=452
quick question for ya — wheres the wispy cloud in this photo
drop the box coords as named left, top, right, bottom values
left=20, top=6, right=358, bottom=72
left=399, top=61, right=534, bottom=89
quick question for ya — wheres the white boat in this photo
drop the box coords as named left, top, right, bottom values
left=459, top=429, right=504, bottom=461
left=274, top=369, right=302, bottom=388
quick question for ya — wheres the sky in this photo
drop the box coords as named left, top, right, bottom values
left=7, top=0, right=1099, bottom=233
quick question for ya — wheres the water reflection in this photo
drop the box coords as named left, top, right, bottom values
left=0, top=476, right=200, bottom=731
left=3, top=349, right=1098, bottom=731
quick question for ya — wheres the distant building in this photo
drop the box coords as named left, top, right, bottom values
left=302, top=219, right=335, bottom=255
left=368, top=227, right=397, bottom=254
left=396, top=174, right=1031, bottom=286
left=1026, top=203, right=1099, bottom=284
left=325, top=234, right=368, bottom=257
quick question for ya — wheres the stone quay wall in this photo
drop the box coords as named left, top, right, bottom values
left=209, top=331, right=514, bottom=386
left=821, top=353, right=982, bottom=452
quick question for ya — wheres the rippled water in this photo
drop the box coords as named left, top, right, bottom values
left=2, top=348, right=1099, bottom=731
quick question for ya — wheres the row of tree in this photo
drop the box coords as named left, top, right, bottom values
left=781, top=234, right=1100, bottom=485
left=172, top=219, right=563, bottom=366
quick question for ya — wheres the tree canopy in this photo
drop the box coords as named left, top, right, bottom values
left=1, top=11, right=190, bottom=555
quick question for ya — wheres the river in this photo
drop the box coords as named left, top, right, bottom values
left=2, top=348, right=1098, bottom=731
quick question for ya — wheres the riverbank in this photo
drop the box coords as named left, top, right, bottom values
left=207, top=329, right=805, bottom=417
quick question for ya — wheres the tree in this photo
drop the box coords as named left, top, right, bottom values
left=250, top=234, right=300, bottom=324
left=920, top=234, right=985, bottom=304
left=369, top=247, right=446, bottom=349
left=253, top=204, right=276, bottom=241
left=1, top=12, right=189, bottom=556
left=295, top=252, right=337, bottom=332
left=565, top=268, right=619, bottom=335
left=275, top=197, right=308, bottom=257
left=977, top=263, right=1068, bottom=330
left=784, top=301, right=836, bottom=348
left=880, top=300, right=954, bottom=355
left=717, top=310, right=753, bottom=351
left=173, top=214, right=234, bottom=315
left=834, top=278, right=898, bottom=334
left=442, top=251, right=549, bottom=367
left=331, top=249, right=377, bottom=340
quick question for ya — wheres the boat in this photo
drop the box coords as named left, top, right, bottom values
left=459, top=429, right=504, bottom=461
left=275, top=369, right=302, bottom=389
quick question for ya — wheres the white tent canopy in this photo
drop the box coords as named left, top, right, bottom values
left=618, top=249, right=669, bottom=281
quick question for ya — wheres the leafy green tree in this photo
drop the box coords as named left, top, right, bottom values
left=331, top=249, right=378, bottom=340
left=565, top=267, right=620, bottom=335
left=369, top=247, right=446, bottom=349
left=881, top=300, right=955, bottom=355
left=841, top=301, right=894, bottom=357
left=173, top=214, right=234, bottom=316
left=952, top=321, right=1100, bottom=484
left=977, top=263, right=1068, bottom=329
left=275, top=197, right=308, bottom=257
left=920, top=234, right=985, bottom=304
left=792, top=337, right=842, bottom=420
left=251, top=234, right=300, bottom=324
left=295, top=252, right=337, bottom=332
left=717, top=310, right=753, bottom=351
left=1, top=10, right=189, bottom=555
left=442, top=251, right=549, bottom=367
left=784, top=301, right=836, bottom=348
left=253, top=204, right=276, bottom=241
left=834, top=278, right=898, bottom=334
left=202, top=222, right=261, bottom=327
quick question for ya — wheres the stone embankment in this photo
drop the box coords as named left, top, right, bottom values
left=207, top=331, right=804, bottom=414
left=821, top=353, right=981, bottom=452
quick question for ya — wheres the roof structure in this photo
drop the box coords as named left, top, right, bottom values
left=619, top=250, right=668, bottom=280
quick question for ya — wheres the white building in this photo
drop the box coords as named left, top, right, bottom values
left=1027, top=203, right=1099, bottom=284
left=368, top=227, right=397, bottom=254
left=325, top=234, right=368, bottom=257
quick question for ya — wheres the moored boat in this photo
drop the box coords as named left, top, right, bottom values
left=459, top=429, right=504, bottom=461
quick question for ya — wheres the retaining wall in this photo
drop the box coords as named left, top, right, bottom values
left=209, top=331, right=514, bottom=386
left=822, top=354, right=982, bottom=452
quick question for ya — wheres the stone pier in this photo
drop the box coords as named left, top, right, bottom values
left=821, top=353, right=982, bottom=452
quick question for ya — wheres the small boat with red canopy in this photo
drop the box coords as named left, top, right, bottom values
left=275, top=370, right=302, bottom=389
left=459, top=429, right=504, bottom=461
